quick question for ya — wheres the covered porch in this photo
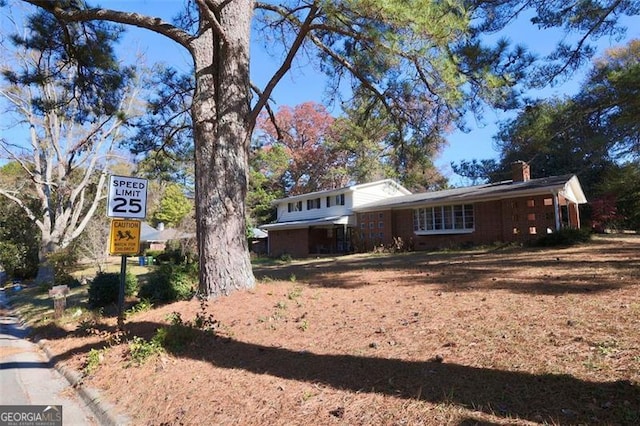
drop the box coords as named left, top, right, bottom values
left=260, top=216, right=354, bottom=258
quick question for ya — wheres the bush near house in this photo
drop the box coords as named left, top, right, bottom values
left=137, top=263, right=197, bottom=303
left=533, top=227, right=592, bottom=247
left=88, top=272, right=139, bottom=308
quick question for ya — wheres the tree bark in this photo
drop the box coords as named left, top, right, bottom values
left=191, top=0, right=256, bottom=297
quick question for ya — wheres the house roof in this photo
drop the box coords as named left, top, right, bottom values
left=271, top=179, right=411, bottom=204
left=354, top=174, right=587, bottom=212
left=250, top=228, right=268, bottom=239
left=260, top=215, right=352, bottom=231
left=140, top=222, right=191, bottom=242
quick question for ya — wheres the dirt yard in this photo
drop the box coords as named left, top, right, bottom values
left=27, top=235, right=640, bottom=425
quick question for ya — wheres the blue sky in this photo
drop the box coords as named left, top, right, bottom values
left=2, top=1, right=639, bottom=183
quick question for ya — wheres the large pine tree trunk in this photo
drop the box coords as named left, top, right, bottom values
left=191, top=0, right=256, bottom=297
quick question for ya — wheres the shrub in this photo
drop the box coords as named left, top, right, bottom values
left=88, top=272, right=139, bottom=308
left=533, top=228, right=592, bottom=247
left=129, top=336, right=163, bottom=365
left=154, top=300, right=219, bottom=353
left=137, top=263, right=197, bottom=303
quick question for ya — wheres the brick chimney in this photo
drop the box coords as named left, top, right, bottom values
left=512, top=160, right=530, bottom=182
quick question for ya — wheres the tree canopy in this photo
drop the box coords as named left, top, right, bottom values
left=453, top=39, right=640, bottom=230
left=12, top=0, right=638, bottom=296
left=0, top=5, right=140, bottom=282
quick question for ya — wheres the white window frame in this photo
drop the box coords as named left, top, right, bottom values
left=413, top=204, right=475, bottom=235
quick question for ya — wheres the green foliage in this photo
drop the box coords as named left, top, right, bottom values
left=128, top=335, right=163, bottom=365
left=0, top=190, right=39, bottom=279
left=7, top=8, right=133, bottom=120
left=137, top=263, right=197, bottom=303
left=153, top=247, right=191, bottom=265
left=125, top=299, right=153, bottom=318
left=451, top=159, right=501, bottom=185
left=0, top=242, right=23, bottom=279
left=152, top=183, right=193, bottom=228
left=46, top=247, right=81, bottom=288
left=88, top=272, right=139, bottom=309
left=597, top=162, right=640, bottom=231
left=152, top=299, right=219, bottom=353
left=533, top=228, right=592, bottom=247
left=84, top=348, right=105, bottom=376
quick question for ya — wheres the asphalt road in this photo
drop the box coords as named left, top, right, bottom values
left=0, top=289, right=98, bottom=425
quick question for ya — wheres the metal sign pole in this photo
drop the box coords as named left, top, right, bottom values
left=117, top=254, right=127, bottom=330
left=106, top=174, right=148, bottom=332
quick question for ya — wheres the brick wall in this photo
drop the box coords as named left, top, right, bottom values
left=268, top=229, right=309, bottom=258
left=355, top=210, right=394, bottom=251
left=384, top=195, right=560, bottom=251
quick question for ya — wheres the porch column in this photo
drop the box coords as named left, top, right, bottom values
left=552, top=191, right=561, bottom=231
left=569, top=202, right=580, bottom=229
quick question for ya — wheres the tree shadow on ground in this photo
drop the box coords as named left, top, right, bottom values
left=253, top=242, right=639, bottom=295
left=49, top=321, right=640, bottom=425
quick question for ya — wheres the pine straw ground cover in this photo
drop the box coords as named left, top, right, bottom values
left=20, top=235, right=640, bottom=425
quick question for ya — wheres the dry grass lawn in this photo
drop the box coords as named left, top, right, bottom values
left=12, top=235, right=640, bottom=425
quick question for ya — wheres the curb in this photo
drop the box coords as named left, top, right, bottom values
left=1, top=289, right=130, bottom=426
left=38, top=341, right=131, bottom=426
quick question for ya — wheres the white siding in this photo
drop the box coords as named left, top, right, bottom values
left=352, top=181, right=407, bottom=208
left=271, top=180, right=410, bottom=224
left=276, top=192, right=350, bottom=222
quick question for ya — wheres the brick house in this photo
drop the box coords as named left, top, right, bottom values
left=261, top=162, right=587, bottom=257
left=260, top=179, right=411, bottom=257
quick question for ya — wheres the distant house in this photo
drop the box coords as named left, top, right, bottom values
left=260, top=162, right=587, bottom=258
left=140, top=222, right=190, bottom=252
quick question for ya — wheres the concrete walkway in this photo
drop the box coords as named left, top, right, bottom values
left=0, top=289, right=120, bottom=425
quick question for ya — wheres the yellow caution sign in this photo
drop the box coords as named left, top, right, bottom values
left=109, top=219, right=141, bottom=255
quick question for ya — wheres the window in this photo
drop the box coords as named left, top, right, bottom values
left=544, top=198, right=553, bottom=206
left=527, top=213, right=536, bottom=221
left=378, top=221, right=384, bottom=229
left=378, top=213, right=384, bottom=219
left=464, top=205, right=474, bottom=229
left=307, top=198, right=320, bottom=210
left=527, top=199, right=535, bottom=207
left=413, top=204, right=474, bottom=234
left=454, top=205, right=464, bottom=229
left=288, top=201, right=302, bottom=212
left=443, top=205, right=453, bottom=229
left=335, top=194, right=345, bottom=205
left=369, top=222, right=375, bottom=229
left=326, top=196, right=332, bottom=207
left=529, top=226, right=537, bottom=235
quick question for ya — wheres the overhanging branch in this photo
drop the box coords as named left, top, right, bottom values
left=21, top=0, right=194, bottom=51
left=248, top=3, right=320, bottom=130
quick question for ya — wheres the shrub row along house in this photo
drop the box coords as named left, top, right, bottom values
left=260, top=162, right=587, bottom=258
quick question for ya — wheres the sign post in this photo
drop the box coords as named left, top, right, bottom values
left=107, top=175, right=148, bottom=330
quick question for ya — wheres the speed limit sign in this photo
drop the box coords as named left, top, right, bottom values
left=107, top=175, right=148, bottom=219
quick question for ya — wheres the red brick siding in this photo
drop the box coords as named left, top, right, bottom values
left=355, top=210, right=394, bottom=251
left=268, top=229, right=309, bottom=258
left=386, top=195, right=560, bottom=251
